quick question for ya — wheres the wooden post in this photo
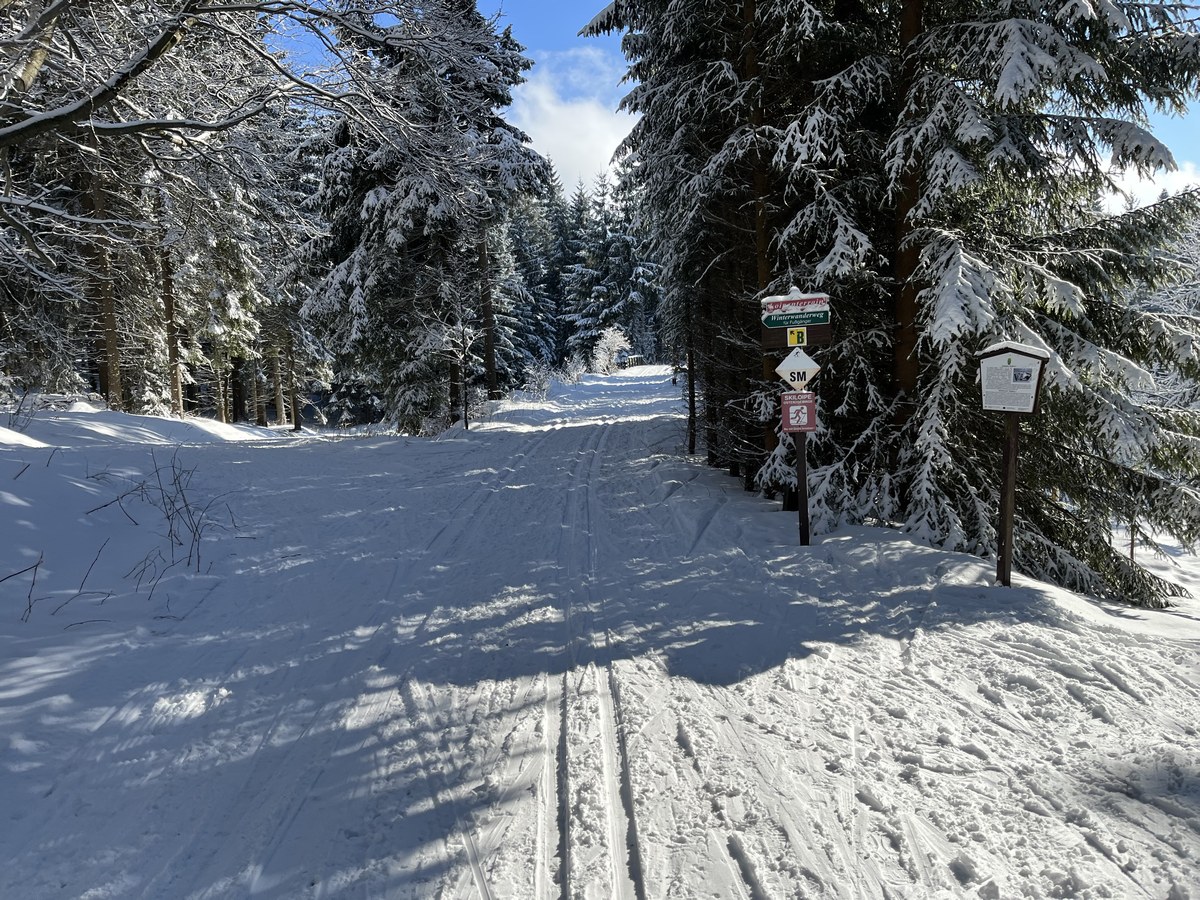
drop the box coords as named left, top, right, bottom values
left=272, top=353, right=287, bottom=427
left=686, top=334, right=697, bottom=455
left=797, top=431, right=811, bottom=546
left=160, top=240, right=184, bottom=417
left=996, top=411, right=1019, bottom=586
left=288, top=342, right=302, bottom=432
left=480, top=234, right=499, bottom=401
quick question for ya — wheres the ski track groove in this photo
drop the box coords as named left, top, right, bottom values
left=591, top=448, right=792, bottom=898
left=299, top=421, right=590, bottom=900
left=554, top=419, right=645, bottom=900
left=553, top=665, right=572, bottom=900
left=552, top=424, right=608, bottom=899
left=543, top=671, right=566, bottom=900
left=313, top=421, right=604, bottom=900
left=581, top=423, right=646, bottom=900
left=385, top=424, right=580, bottom=900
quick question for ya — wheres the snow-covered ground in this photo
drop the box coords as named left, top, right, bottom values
left=2, top=367, right=1198, bottom=900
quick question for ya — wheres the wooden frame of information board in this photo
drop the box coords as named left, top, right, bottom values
left=977, top=342, right=1050, bottom=586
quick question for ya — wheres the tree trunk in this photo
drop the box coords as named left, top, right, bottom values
left=214, top=358, right=227, bottom=423
left=449, top=360, right=463, bottom=425
left=254, top=362, right=268, bottom=427
left=743, top=0, right=770, bottom=296
left=272, top=352, right=286, bottom=426
left=743, top=0, right=789, bottom=499
left=686, top=310, right=697, bottom=456
left=161, top=243, right=184, bottom=416
left=725, top=286, right=743, bottom=480
left=1, top=2, right=65, bottom=98
left=91, top=174, right=122, bottom=411
left=248, top=364, right=258, bottom=424
left=288, top=343, right=302, bottom=432
left=701, top=289, right=722, bottom=468
left=893, top=0, right=924, bottom=418
left=231, top=356, right=247, bottom=423
left=480, top=233, right=500, bottom=400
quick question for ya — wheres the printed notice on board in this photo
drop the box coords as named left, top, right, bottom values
left=980, top=355, right=1041, bottom=413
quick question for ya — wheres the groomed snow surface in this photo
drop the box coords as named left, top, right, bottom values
left=2, top=367, right=1198, bottom=900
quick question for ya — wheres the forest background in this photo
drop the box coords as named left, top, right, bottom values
left=2, top=0, right=1200, bottom=608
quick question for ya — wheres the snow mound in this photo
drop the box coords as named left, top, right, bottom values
left=5, top=408, right=286, bottom=448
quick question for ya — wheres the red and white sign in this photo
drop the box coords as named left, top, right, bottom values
left=781, top=391, right=817, bottom=433
left=760, top=293, right=830, bottom=314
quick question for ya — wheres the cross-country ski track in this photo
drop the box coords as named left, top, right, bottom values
left=2, top=366, right=1198, bottom=899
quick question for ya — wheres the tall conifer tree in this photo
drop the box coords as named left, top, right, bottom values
left=592, top=0, right=1200, bottom=604
left=301, top=1, right=546, bottom=431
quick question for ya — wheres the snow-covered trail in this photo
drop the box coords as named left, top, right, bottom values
left=2, top=367, right=1199, bottom=900
left=1, top=372, right=679, bottom=899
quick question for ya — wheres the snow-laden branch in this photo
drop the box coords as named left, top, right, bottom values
left=0, top=2, right=205, bottom=150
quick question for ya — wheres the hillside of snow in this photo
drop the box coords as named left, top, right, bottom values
left=1, top=368, right=1198, bottom=899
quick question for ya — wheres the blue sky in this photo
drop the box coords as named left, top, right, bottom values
left=480, top=1, right=631, bottom=188
left=482, top=1, right=1197, bottom=202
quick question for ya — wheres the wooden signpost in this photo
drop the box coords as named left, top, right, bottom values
left=977, top=341, right=1049, bottom=586
left=781, top=391, right=818, bottom=544
left=761, top=288, right=832, bottom=546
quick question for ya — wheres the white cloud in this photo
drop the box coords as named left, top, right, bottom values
left=1107, top=161, right=1200, bottom=212
left=509, top=47, right=637, bottom=190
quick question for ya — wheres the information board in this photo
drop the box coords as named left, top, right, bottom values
left=978, top=343, right=1049, bottom=414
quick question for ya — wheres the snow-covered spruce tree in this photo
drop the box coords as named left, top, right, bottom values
left=227, top=104, right=330, bottom=429
left=300, top=1, right=547, bottom=432
left=564, top=174, right=619, bottom=360
left=493, top=220, right=556, bottom=380
left=607, top=170, right=663, bottom=361
left=540, top=170, right=577, bottom=365
left=1, top=1, right=509, bottom=413
left=507, top=185, right=570, bottom=369
left=550, top=181, right=596, bottom=363
left=594, top=0, right=1200, bottom=605
left=566, top=165, right=664, bottom=364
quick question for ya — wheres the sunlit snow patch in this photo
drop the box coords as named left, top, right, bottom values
left=151, top=686, right=232, bottom=721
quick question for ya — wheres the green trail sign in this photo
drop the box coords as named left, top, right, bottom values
left=762, top=309, right=831, bottom=329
